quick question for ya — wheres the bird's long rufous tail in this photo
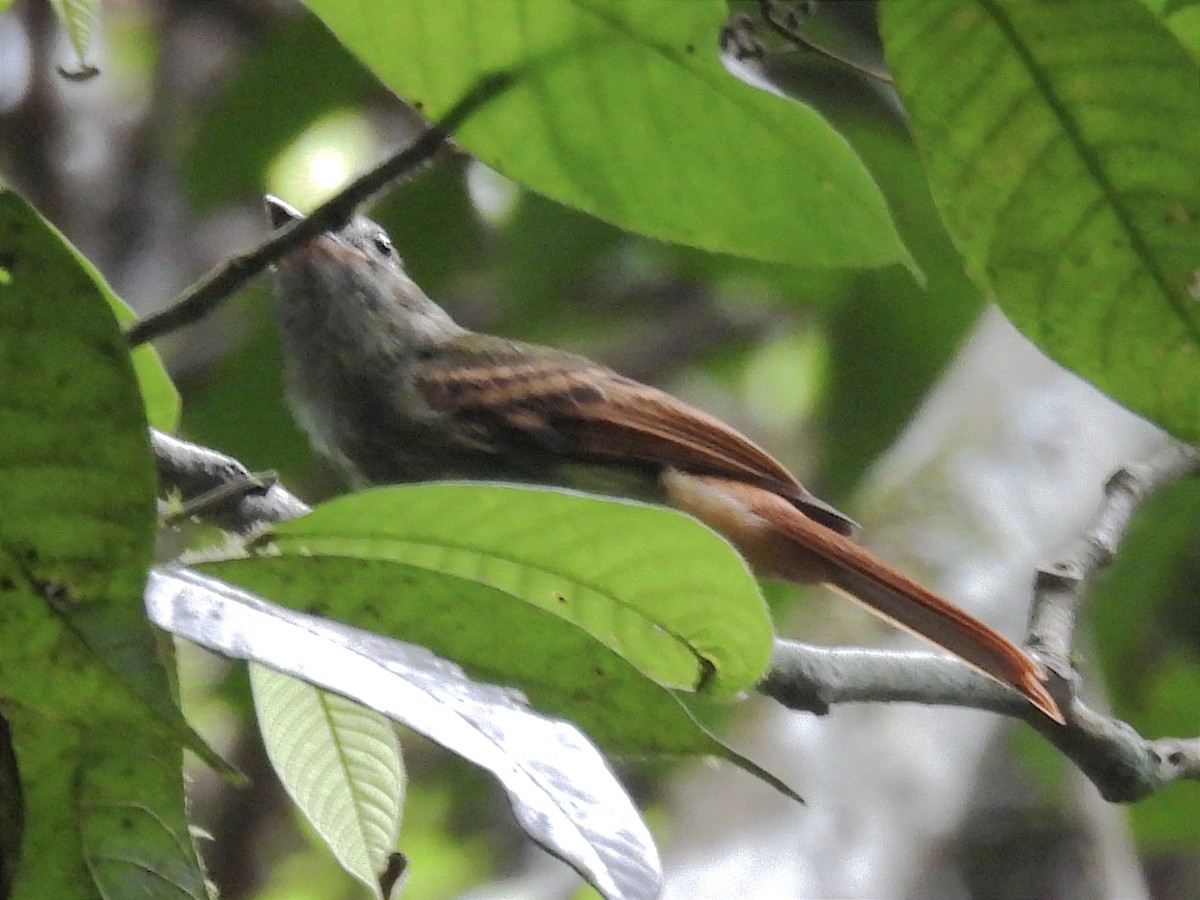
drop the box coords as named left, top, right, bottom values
left=664, top=472, right=1064, bottom=723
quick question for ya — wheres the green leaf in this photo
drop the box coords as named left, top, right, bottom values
left=0, top=192, right=206, bottom=749
left=300, top=0, right=915, bottom=271
left=265, top=483, right=773, bottom=698
left=1156, top=0, right=1200, bottom=18
left=201, top=556, right=758, bottom=766
left=0, top=717, right=19, bottom=899
left=49, top=0, right=98, bottom=72
left=106, top=296, right=181, bottom=438
left=882, top=0, right=1200, bottom=440
left=0, top=192, right=179, bottom=432
left=251, top=665, right=405, bottom=900
left=0, top=190, right=207, bottom=896
left=2, top=708, right=209, bottom=900
left=77, top=728, right=210, bottom=898
left=2, top=709, right=92, bottom=898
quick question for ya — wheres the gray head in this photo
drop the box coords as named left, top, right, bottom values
left=264, top=194, right=406, bottom=285
left=263, top=194, right=463, bottom=343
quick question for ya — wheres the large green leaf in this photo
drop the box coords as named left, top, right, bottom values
left=0, top=190, right=206, bottom=896
left=264, top=483, right=773, bottom=698
left=882, top=0, right=1200, bottom=440
left=300, top=0, right=914, bottom=271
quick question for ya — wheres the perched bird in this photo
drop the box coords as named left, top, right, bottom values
left=265, top=195, right=1062, bottom=723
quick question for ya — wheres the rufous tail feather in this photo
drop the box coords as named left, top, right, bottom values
left=820, top=561, right=1064, bottom=723
left=740, top=483, right=1064, bottom=723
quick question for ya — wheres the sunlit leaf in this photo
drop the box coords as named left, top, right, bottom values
left=300, top=0, right=915, bottom=271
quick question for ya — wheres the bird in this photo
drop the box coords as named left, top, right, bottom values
left=264, top=194, right=1063, bottom=724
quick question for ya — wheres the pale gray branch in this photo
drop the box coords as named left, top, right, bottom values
left=760, top=640, right=1030, bottom=717
left=1027, top=440, right=1200, bottom=671
left=151, top=429, right=309, bottom=530
left=762, top=638, right=1199, bottom=802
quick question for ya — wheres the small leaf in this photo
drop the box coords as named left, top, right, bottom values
left=49, top=0, right=99, bottom=76
left=149, top=568, right=665, bottom=900
left=300, top=0, right=915, bottom=271
left=882, top=0, right=1200, bottom=439
left=265, top=483, right=774, bottom=698
left=251, top=665, right=404, bottom=900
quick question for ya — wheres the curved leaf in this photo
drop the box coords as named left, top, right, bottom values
left=78, top=729, right=210, bottom=899
left=882, top=0, right=1200, bottom=439
left=266, top=483, right=773, bottom=698
left=300, top=0, right=914, bottom=270
left=0, top=192, right=180, bottom=432
left=49, top=0, right=98, bottom=73
left=199, top=555, right=751, bottom=765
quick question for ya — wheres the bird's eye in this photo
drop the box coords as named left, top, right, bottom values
left=372, top=232, right=394, bottom=256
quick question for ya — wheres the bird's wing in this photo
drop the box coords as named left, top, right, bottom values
left=415, top=336, right=857, bottom=535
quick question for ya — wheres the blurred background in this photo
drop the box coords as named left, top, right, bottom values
left=1, top=1, right=1195, bottom=897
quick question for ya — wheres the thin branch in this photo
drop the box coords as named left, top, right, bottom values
left=761, top=640, right=1032, bottom=718
left=152, top=430, right=1200, bottom=802
left=762, top=638, right=1199, bottom=802
left=125, top=71, right=515, bottom=347
left=151, top=429, right=309, bottom=531
left=1027, top=440, right=1200, bottom=671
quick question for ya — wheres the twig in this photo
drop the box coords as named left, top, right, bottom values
left=1027, top=440, right=1200, bottom=672
left=162, top=468, right=279, bottom=527
left=153, top=430, right=1200, bottom=802
left=151, top=429, right=309, bottom=531
left=125, top=71, right=515, bottom=347
left=762, top=638, right=1200, bottom=802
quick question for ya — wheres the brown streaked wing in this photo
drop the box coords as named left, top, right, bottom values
left=416, top=337, right=857, bottom=535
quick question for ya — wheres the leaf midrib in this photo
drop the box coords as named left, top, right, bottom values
left=979, top=0, right=1200, bottom=346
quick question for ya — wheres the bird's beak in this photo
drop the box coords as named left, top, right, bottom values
left=263, top=194, right=303, bottom=229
